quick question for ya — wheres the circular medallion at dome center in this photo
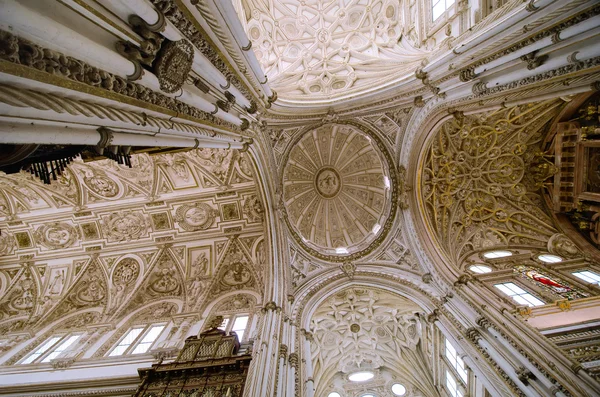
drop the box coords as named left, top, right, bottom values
left=315, top=167, right=341, bottom=198
left=281, top=123, right=395, bottom=260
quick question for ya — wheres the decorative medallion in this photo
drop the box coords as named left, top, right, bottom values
left=175, top=202, right=218, bottom=231
left=112, top=258, right=140, bottom=287
left=211, top=240, right=257, bottom=295
left=147, top=255, right=181, bottom=296
left=83, top=173, right=120, bottom=198
left=315, top=167, right=342, bottom=198
left=34, top=222, right=79, bottom=249
left=281, top=123, right=396, bottom=261
left=102, top=212, right=149, bottom=242
left=154, top=39, right=194, bottom=94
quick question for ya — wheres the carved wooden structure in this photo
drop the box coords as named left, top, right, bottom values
left=134, top=326, right=251, bottom=397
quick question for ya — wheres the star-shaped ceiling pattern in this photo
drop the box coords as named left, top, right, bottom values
left=239, top=0, right=427, bottom=102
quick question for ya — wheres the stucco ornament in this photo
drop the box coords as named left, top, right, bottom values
left=309, top=288, right=434, bottom=396
left=211, top=240, right=257, bottom=295
left=548, top=233, right=582, bottom=259
left=243, top=194, right=264, bottom=223
left=0, top=233, right=16, bottom=256
left=102, top=212, right=149, bottom=241
left=175, top=202, right=218, bottom=231
left=420, top=101, right=564, bottom=266
left=82, top=171, right=120, bottom=198
left=34, top=222, right=79, bottom=249
left=238, top=0, right=427, bottom=102
left=154, top=39, right=194, bottom=94
left=282, top=123, right=393, bottom=259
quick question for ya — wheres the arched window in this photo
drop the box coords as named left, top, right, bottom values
left=19, top=333, right=83, bottom=364
left=94, top=302, right=178, bottom=358
left=205, top=294, right=257, bottom=344
left=432, top=0, right=455, bottom=20
left=107, top=324, right=166, bottom=356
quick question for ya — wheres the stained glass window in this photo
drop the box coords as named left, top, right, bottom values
left=515, top=266, right=587, bottom=300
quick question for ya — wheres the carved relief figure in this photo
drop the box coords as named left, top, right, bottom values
left=109, top=258, right=140, bottom=313
left=243, top=195, right=264, bottom=223
left=48, top=269, right=65, bottom=296
left=102, top=212, right=148, bottom=242
left=83, top=171, right=119, bottom=198
left=548, top=233, right=582, bottom=259
left=35, top=223, right=79, bottom=249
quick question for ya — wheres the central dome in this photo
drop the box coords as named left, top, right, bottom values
left=282, top=123, right=394, bottom=260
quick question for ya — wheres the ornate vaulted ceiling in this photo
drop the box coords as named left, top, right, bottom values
left=0, top=149, right=266, bottom=344
left=236, top=0, right=427, bottom=104
left=310, top=287, right=438, bottom=397
left=281, top=122, right=397, bottom=262
left=418, top=100, right=573, bottom=268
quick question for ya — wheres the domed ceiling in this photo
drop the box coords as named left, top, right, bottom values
left=236, top=0, right=427, bottom=104
left=309, top=288, right=437, bottom=397
left=282, top=123, right=395, bottom=261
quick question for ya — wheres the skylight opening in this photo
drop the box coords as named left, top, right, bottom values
left=538, top=254, right=562, bottom=263
left=469, top=265, right=492, bottom=274
left=372, top=223, right=381, bottom=234
left=391, top=383, right=407, bottom=395
left=348, top=371, right=375, bottom=382
left=336, top=247, right=349, bottom=254
left=483, top=250, right=512, bottom=259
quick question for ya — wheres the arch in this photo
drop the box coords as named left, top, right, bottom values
left=1, top=307, right=102, bottom=365
left=293, top=276, right=441, bottom=397
left=292, top=268, right=440, bottom=328
left=92, top=299, right=182, bottom=358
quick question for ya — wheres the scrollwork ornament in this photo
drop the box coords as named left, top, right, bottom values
left=112, top=258, right=140, bottom=287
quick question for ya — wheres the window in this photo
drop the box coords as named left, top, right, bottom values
left=231, top=315, right=249, bottom=341
left=445, top=340, right=468, bottom=383
left=432, top=0, right=455, bottom=20
left=573, top=271, right=600, bottom=285
left=538, top=254, right=562, bottom=263
left=20, top=334, right=82, bottom=364
left=215, top=314, right=250, bottom=342
left=494, top=283, right=545, bottom=307
left=391, top=383, right=407, bottom=395
left=483, top=250, right=512, bottom=259
left=469, top=265, right=492, bottom=274
left=108, top=324, right=165, bottom=356
left=446, top=371, right=463, bottom=397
